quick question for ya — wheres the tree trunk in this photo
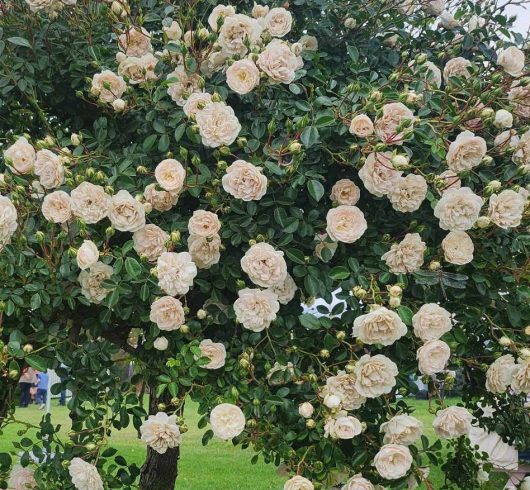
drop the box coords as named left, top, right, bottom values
left=139, top=390, right=180, bottom=490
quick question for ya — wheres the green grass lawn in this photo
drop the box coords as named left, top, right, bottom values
left=0, top=399, right=508, bottom=489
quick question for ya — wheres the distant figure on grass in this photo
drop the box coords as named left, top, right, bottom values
left=36, top=371, right=49, bottom=410
left=18, top=367, right=37, bottom=408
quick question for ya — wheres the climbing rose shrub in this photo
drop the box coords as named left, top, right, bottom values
left=0, top=0, right=529, bottom=489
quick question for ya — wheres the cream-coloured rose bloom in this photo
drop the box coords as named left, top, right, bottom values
left=267, top=273, right=297, bottom=305
left=140, top=412, right=181, bottom=454
left=8, top=465, right=37, bottom=490
left=118, top=27, right=152, bottom=56
left=509, top=82, right=530, bottom=119
left=381, top=233, right=426, bottom=274
left=76, top=240, right=99, bottom=270
left=149, top=296, right=185, bottom=331
left=233, top=288, right=279, bottom=332
left=374, top=444, right=412, bottom=480
left=188, top=233, right=221, bottom=269
left=4, top=137, right=35, bottom=175
left=380, top=414, right=423, bottom=445
left=133, top=224, right=169, bottom=262
left=25, top=0, right=55, bottom=12
left=166, top=66, right=203, bottom=106
left=375, top=102, right=415, bottom=145
left=487, top=189, right=525, bottom=229
left=349, top=114, right=374, bottom=138
left=252, top=3, right=269, bottom=18
left=299, top=35, right=318, bottom=52
left=417, top=339, right=451, bottom=375
left=359, top=152, right=403, bottom=197
left=69, top=458, right=103, bottom=490
left=34, top=149, right=64, bottom=189
left=352, top=307, right=407, bottom=346
left=354, top=354, right=398, bottom=398
left=112, top=98, right=126, bottom=112
left=198, top=339, right=226, bottom=369
left=188, top=210, right=220, bottom=237
left=443, top=57, right=472, bottom=84
left=412, top=303, right=452, bottom=341
left=78, top=262, right=113, bottom=304
left=423, top=0, right=445, bottom=15
left=143, top=184, right=179, bottom=212
left=298, top=402, right=314, bottom=418
left=326, top=205, right=367, bottom=243
left=341, top=474, right=375, bottom=490
left=91, top=70, right=127, bottom=103
left=195, top=102, right=241, bottom=148
left=330, top=179, right=361, bottom=206
left=222, top=160, right=267, bottom=201
left=241, top=242, right=287, bottom=287
left=264, top=7, right=292, bottom=37
left=320, top=372, right=366, bottom=410
left=388, top=174, right=427, bottom=213
left=494, top=109, right=514, bottom=129
left=442, top=230, right=474, bottom=265
left=218, top=14, right=262, bottom=55
left=183, top=92, right=213, bottom=117
left=513, top=130, right=530, bottom=165
left=325, top=413, right=362, bottom=439
left=163, top=20, right=182, bottom=40
left=153, top=336, right=168, bottom=351
left=284, top=476, right=314, bottom=490
left=512, top=358, right=530, bottom=394
left=41, top=191, right=71, bottom=223
left=446, top=131, right=487, bottom=173
left=208, top=4, right=236, bottom=31
left=70, top=182, right=110, bottom=224
left=109, top=190, right=145, bottom=232
left=497, top=46, right=525, bottom=77
left=210, top=403, right=245, bottom=440
left=257, top=39, right=302, bottom=84
left=117, top=53, right=159, bottom=85
left=226, top=59, right=260, bottom=95
left=485, top=354, right=516, bottom=393
left=155, top=159, right=186, bottom=193
left=433, top=187, right=483, bottom=231
left=157, top=251, right=197, bottom=296
left=432, top=406, right=472, bottom=439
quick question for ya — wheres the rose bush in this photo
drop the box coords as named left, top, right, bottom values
left=0, top=0, right=529, bottom=489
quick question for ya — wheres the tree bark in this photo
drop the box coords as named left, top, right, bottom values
left=139, top=390, right=180, bottom=490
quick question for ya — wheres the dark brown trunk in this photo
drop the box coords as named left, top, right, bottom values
left=139, top=390, right=180, bottom=490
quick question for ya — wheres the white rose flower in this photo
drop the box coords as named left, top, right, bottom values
left=188, top=210, right=221, bottom=237
left=439, top=11, right=460, bottom=29
left=446, top=131, right=487, bottom=173
left=157, top=251, right=197, bottom=296
left=210, top=403, right=245, bottom=440
left=381, top=233, right=426, bottom=274
left=133, top=224, right=169, bottom=262
left=118, top=27, right=152, bottom=57
left=468, top=15, right=486, bottom=31
left=441, top=230, right=474, bottom=265
left=299, top=35, right=318, bottom=52
left=149, top=296, right=185, bottom=331
left=163, top=20, right=182, bottom=40
left=76, top=240, right=99, bottom=270
left=257, top=39, right=302, bottom=84
left=352, top=307, right=407, bottom=346
left=432, top=406, right=472, bottom=439
left=233, top=288, right=279, bottom=332
left=188, top=233, right=221, bottom=269
left=4, top=137, right=35, bottom=175
left=241, top=242, right=287, bottom=287
left=183, top=92, right=213, bottom=117
left=354, top=354, right=398, bottom=398
left=226, top=58, right=260, bottom=95
left=513, top=130, right=530, bottom=165
left=252, top=3, right=269, bottom=18
left=485, top=354, right=516, bottom=394
left=111, top=98, right=126, bottom=112
left=433, top=187, right=483, bottom=231
left=91, top=70, right=127, bottom=103
left=341, top=474, right=375, bottom=490
left=417, top=339, right=451, bottom=375
left=522, top=476, right=530, bottom=490
left=208, top=4, right=236, bottom=31
left=298, top=402, right=314, bottom=418
left=494, top=109, right=513, bottom=129
left=509, top=82, right=530, bottom=120
left=323, top=393, right=341, bottom=409
left=284, top=475, right=314, bottom=490
left=375, top=102, right=415, bottom=145
left=388, top=174, right=428, bottom=213
left=8, top=465, right=37, bottom=490
left=349, top=114, right=374, bottom=138
left=326, top=205, right=367, bottom=244
left=359, top=152, right=403, bottom=197
left=380, top=414, right=423, bottom=445
left=78, top=262, right=113, bottom=304
left=330, top=179, right=361, bottom=206
left=140, top=412, right=181, bottom=454
left=153, top=336, right=168, bottom=351
left=267, top=273, right=297, bottom=304
left=154, top=159, right=186, bottom=193
left=264, top=7, right=292, bottom=37
left=512, top=358, right=530, bottom=394
left=412, top=303, right=452, bottom=341
left=41, top=190, right=72, bottom=223
left=374, top=444, right=412, bottom=480
left=109, top=190, right=145, bottom=232
left=222, top=160, right=268, bottom=201
left=68, top=458, right=103, bottom=490
left=70, top=182, right=111, bottom=224
left=195, top=102, right=241, bottom=148
left=423, top=0, right=445, bottom=15
left=325, top=413, right=362, bottom=439
left=34, top=149, right=64, bottom=189
left=487, top=189, right=525, bottom=229
left=443, top=57, right=472, bottom=84
left=218, top=14, right=262, bottom=56
left=497, top=46, right=525, bottom=77
left=320, top=372, right=366, bottom=410
left=166, top=66, right=203, bottom=106
left=117, top=53, right=159, bottom=85
left=198, top=339, right=226, bottom=369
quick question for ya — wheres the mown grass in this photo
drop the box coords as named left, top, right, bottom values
left=1, top=399, right=508, bottom=489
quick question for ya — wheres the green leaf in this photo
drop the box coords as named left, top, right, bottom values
left=299, top=313, right=321, bottom=330
left=300, top=126, right=319, bottom=148
left=26, top=354, right=48, bottom=372
left=329, top=266, right=350, bottom=280
left=397, top=305, right=414, bottom=326
left=125, top=257, right=142, bottom=278
left=158, top=133, right=170, bottom=152
left=8, top=37, right=31, bottom=48
left=307, top=180, right=325, bottom=202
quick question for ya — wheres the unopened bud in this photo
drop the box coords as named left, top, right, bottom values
left=70, top=133, right=82, bottom=146
left=319, top=349, right=330, bottom=359
left=388, top=285, right=402, bottom=297
left=388, top=296, right=401, bottom=308
left=306, top=418, right=316, bottom=428
left=353, top=286, right=367, bottom=299
left=179, top=324, right=190, bottom=334
left=197, top=309, right=207, bottom=319
left=170, top=230, right=181, bottom=243
left=429, top=260, right=441, bottom=271
left=499, top=336, right=512, bottom=347
left=476, top=216, right=491, bottom=228
left=22, top=344, right=33, bottom=353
